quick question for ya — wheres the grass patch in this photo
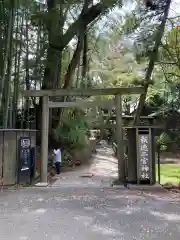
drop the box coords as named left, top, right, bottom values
left=156, top=164, right=180, bottom=185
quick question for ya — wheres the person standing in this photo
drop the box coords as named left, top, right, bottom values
left=53, top=146, right=62, bottom=174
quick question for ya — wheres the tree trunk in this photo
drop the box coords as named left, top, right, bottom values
left=133, top=0, right=171, bottom=125
left=82, top=32, right=88, bottom=82
left=81, top=0, right=89, bottom=86
left=2, top=0, right=15, bottom=128
left=50, top=3, right=107, bottom=51
left=38, top=0, right=105, bottom=134
left=37, top=0, right=64, bottom=133
left=42, top=0, right=64, bottom=90
left=56, top=0, right=89, bottom=127
left=0, top=0, right=15, bottom=113
left=63, top=36, right=84, bottom=89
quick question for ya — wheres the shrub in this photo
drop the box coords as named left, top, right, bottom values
left=54, top=109, right=91, bottom=150
left=156, top=132, right=172, bottom=151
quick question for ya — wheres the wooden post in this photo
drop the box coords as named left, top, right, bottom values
left=157, top=145, right=160, bottom=184
left=40, top=95, right=49, bottom=183
left=115, top=94, right=125, bottom=182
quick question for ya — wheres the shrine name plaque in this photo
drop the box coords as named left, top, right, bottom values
left=138, top=134, right=150, bottom=180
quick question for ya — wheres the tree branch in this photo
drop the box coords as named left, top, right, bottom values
left=63, top=35, right=84, bottom=89
left=49, top=3, right=107, bottom=51
left=157, top=61, right=178, bottom=65
left=165, top=72, right=180, bottom=78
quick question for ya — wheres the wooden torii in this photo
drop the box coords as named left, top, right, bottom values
left=22, top=87, right=144, bottom=184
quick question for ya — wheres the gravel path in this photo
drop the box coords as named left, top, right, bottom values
left=0, top=143, right=180, bottom=240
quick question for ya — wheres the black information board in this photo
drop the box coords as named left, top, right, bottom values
left=138, top=134, right=150, bottom=179
left=18, top=137, right=31, bottom=184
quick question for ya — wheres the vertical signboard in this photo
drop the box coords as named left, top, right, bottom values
left=18, top=137, right=31, bottom=184
left=137, top=131, right=151, bottom=183
left=139, top=134, right=150, bottom=180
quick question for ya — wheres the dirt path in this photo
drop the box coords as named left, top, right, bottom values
left=51, top=141, right=118, bottom=188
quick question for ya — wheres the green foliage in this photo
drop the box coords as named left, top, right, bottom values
left=146, top=76, right=167, bottom=108
left=120, top=12, right=140, bottom=35
left=157, top=26, right=180, bottom=110
left=156, top=132, right=172, bottom=151
left=0, top=0, right=178, bottom=135
left=159, top=26, right=180, bottom=79
left=54, top=109, right=91, bottom=149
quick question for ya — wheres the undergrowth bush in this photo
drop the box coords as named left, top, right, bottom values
left=156, top=132, right=172, bottom=151
left=54, top=109, right=91, bottom=149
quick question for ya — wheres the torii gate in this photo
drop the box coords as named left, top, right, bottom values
left=22, top=87, right=144, bottom=184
